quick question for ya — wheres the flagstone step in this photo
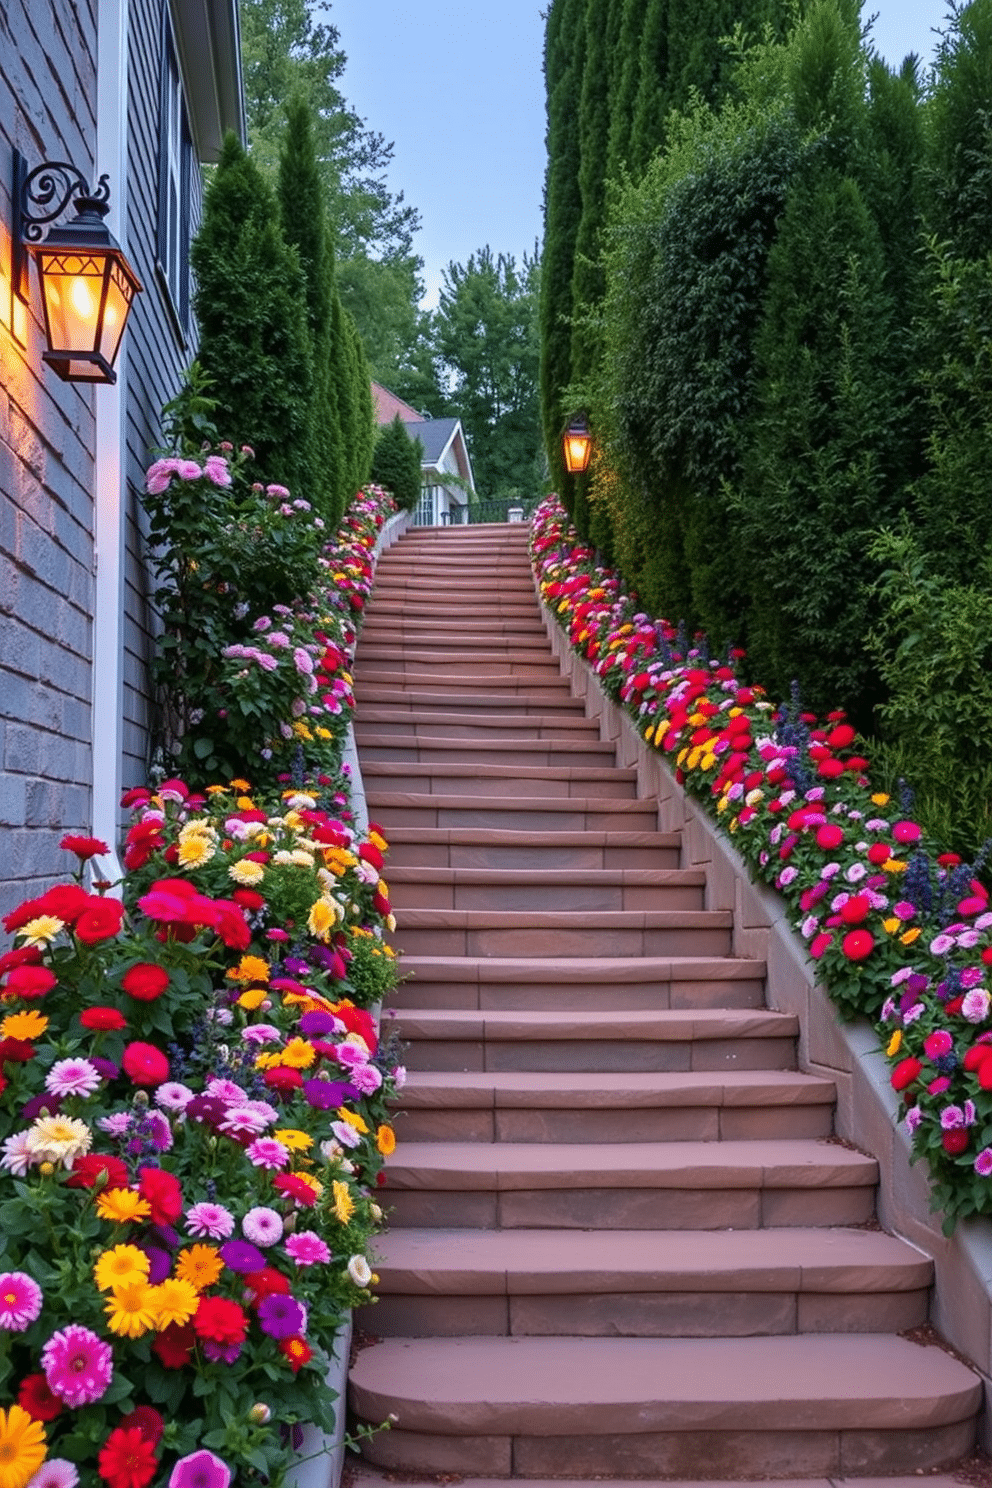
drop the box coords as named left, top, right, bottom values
left=355, top=708, right=603, bottom=741
left=359, top=1226, right=931, bottom=1337
left=349, top=1471, right=970, bottom=1488
left=365, top=792, right=660, bottom=832
left=390, top=908, right=733, bottom=960
left=357, top=734, right=619, bottom=767
left=361, top=761, right=638, bottom=799
left=349, top=1334, right=980, bottom=1477
left=386, top=864, right=706, bottom=911
left=390, top=952, right=764, bottom=1010
left=381, top=827, right=682, bottom=870
left=392, top=1069, right=836, bottom=1142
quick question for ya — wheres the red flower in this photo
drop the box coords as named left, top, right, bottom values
left=76, top=897, right=126, bottom=944
left=0, top=1038, right=35, bottom=1065
left=4, top=966, right=57, bottom=1000
left=826, top=723, right=856, bottom=749
left=841, top=929, right=874, bottom=961
left=867, top=843, right=891, bottom=865
left=840, top=894, right=871, bottom=926
left=817, top=758, right=844, bottom=779
left=892, top=820, right=922, bottom=844
left=331, top=1003, right=377, bottom=1054
left=942, top=1129, right=970, bottom=1157
left=279, top=1335, right=313, bottom=1373
left=120, top=787, right=152, bottom=809
left=121, top=964, right=169, bottom=1002
left=60, top=834, right=110, bottom=859
left=18, top=1372, right=63, bottom=1421
left=263, top=1066, right=304, bottom=1093
left=122, top=1042, right=170, bottom=1087
left=272, top=1174, right=318, bottom=1207
left=123, top=821, right=165, bottom=871
left=815, top=824, right=845, bottom=851
left=243, top=1267, right=292, bottom=1307
left=0, top=946, right=42, bottom=977
left=194, top=1295, right=248, bottom=1347
left=98, top=1425, right=158, bottom=1488
left=232, top=889, right=265, bottom=911
left=66, top=1153, right=130, bottom=1190
left=120, top=1406, right=164, bottom=1447
left=963, top=1045, right=992, bottom=1073
left=80, top=1007, right=128, bottom=1032
left=152, top=1321, right=195, bottom=1369
left=138, top=1166, right=183, bottom=1225
left=891, top=1057, right=923, bottom=1091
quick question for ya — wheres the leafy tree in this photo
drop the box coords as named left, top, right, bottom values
left=924, top=0, right=992, bottom=259
left=370, top=414, right=424, bottom=511
left=433, top=246, right=542, bottom=500
left=191, top=132, right=314, bottom=494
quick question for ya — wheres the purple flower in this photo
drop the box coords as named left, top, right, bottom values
left=303, top=1079, right=352, bottom=1110
left=219, top=1240, right=267, bottom=1273
left=258, top=1292, right=306, bottom=1339
left=89, top=1057, right=120, bottom=1081
left=975, top=1149, right=992, bottom=1178
left=298, top=1011, right=336, bottom=1036
left=139, top=1246, right=173, bottom=1284
left=169, top=1450, right=232, bottom=1488
left=0, top=1270, right=43, bottom=1330
left=20, top=1094, right=63, bottom=1121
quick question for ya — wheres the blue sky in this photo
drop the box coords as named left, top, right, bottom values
left=337, top=0, right=952, bottom=306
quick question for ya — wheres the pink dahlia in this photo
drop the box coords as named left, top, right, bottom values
left=42, top=1324, right=113, bottom=1407
left=0, top=1270, right=43, bottom=1330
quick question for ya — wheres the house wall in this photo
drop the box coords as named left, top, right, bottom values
left=0, top=0, right=101, bottom=916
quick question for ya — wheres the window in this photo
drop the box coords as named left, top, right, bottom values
left=157, top=8, right=193, bottom=332
left=416, top=486, right=436, bottom=528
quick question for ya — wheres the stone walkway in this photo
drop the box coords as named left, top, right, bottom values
left=348, top=523, right=981, bottom=1481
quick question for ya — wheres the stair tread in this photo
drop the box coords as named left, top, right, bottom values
left=363, top=761, right=638, bottom=782
left=393, top=1006, right=787, bottom=1034
left=349, top=1333, right=980, bottom=1430
left=383, top=826, right=680, bottom=845
left=387, top=866, right=705, bottom=884
left=397, top=1069, right=835, bottom=1107
left=370, top=1226, right=932, bottom=1292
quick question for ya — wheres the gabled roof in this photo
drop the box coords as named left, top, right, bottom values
left=372, top=382, right=425, bottom=425
left=172, top=0, right=246, bottom=161
left=407, top=417, right=475, bottom=489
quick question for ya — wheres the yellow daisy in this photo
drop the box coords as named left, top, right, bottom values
left=16, top=916, right=64, bottom=947
left=104, top=1280, right=158, bottom=1338
left=274, top=1128, right=313, bottom=1151
left=229, top=860, right=265, bottom=887
left=376, top=1125, right=396, bottom=1157
left=150, top=1277, right=199, bottom=1330
left=237, top=988, right=268, bottom=1011
left=0, top=1011, right=48, bottom=1040
left=27, top=1116, right=91, bottom=1167
left=278, top=1038, right=316, bottom=1070
left=307, top=900, right=335, bottom=941
left=0, top=1403, right=47, bottom=1488
left=174, top=1244, right=224, bottom=1292
left=227, top=955, right=270, bottom=985
left=336, top=1107, right=369, bottom=1136
left=96, top=1188, right=152, bottom=1224
left=93, top=1244, right=150, bottom=1292
left=177, top=835, right=215, bottom=868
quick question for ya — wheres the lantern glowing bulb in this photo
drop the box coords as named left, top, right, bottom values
left=562, top=418, right=592, bottom=475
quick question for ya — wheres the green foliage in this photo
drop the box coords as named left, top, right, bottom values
left=371, top=414, right=424, bottom=511
left=191, top=133, right=315, bottom=494
left=867, top=523, right=992, bottom=857
left=434, top=246, right=543, bottom=500
left=924, top=0, right=992, bottom=259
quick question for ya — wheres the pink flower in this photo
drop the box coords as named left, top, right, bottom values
left=203, top=455, right=232, bottom=487
left=941, top=1105, right=966, bottom=1130
left=923, top=1030, right=954, bottom=1059
left=25, top=1460, right=79, bottom=1488
left=42, top=1324, right=114, bottom=1407
left=246, top=1138, right=290, bottom=1170
left=962, top=990, right=991, bottom=1023
left=893, top=820, right=922, bottom=844
left=168, top=1450, right=232, bottom=1488
left=45, top=1058, right=102, bottom=1099
left=155, top=1082, right=195, bottom=1112
left=242, top=1207, right=283, bottom=1246
left=284, top=1231, right=331, bottom=1267
left=0, top=1270, right=43, bottom=1330
left=975, top=1149, right=992, bottom=1177
left=185, top=1203, right=235, bottom=1239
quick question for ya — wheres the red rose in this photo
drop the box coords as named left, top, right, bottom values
left=942, top=1129, right=970, bottom=1157
left=66, top=1153, right=130, bottom=1190
left=842, top=929, right=874, bottom=961
left=891, top=1057, right=923, bottom=1091
left=98, top=1424, right=158, bottom=1488
left=138, top=1166, right=183, bottom=1225
left=60, top=834, right=110, bottom=860
left=4, top=966, right=57, bottom=1000
left=152, top=1322, right=195, bottom=1369
left=840, top=895, right=871, bottom=925
left=80, top=1007, right=128, bottom=1032
left=121, top=964, right=170, bottom=1002
left=194, top=1295, right=248, bottom=1346
left=18, top=1372, right=63, bottom=1421
left=75, top=897, right=126, bottom=944
left=122, top=1042, right=170, bottom=1087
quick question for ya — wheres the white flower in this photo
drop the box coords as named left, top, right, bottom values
left=347, top=1255, right=372, bottom=1287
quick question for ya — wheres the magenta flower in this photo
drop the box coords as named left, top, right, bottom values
left=242, top=1207, right=283, bottom=1247
left=219, top=1240, right=267, bottom=1274
left=168, top=1449, right=232, bottom=1488
left=284, top=1231, right=331, bottom=1267
left=184, top=1202, right=235, bottom=1239
left=0, top=1270, right=43, bottom=1330
left=975, top=1149, right=992, bottom=1178
left=155, top=1082, right=194, bottom=1112
left=258, top=1293, right=306, bottom=1340
left=246, top=1138, right=290, bottom=1171
left=42, top=1323, right=114, bottom=1406
left=45, top=1058, right=102, bottom=1099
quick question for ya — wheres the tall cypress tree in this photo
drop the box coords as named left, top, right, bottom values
left=628, top=0, right=670, bottom=175
left=606, top=0, right=647, bottom=179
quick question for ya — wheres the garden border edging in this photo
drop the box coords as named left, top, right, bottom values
left=538, top=585, right=992, bottom=1446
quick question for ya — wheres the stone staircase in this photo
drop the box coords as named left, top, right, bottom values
left=347, top=523, right=982, bottom=1482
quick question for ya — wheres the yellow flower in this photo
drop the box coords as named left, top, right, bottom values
left=871, top=793, right=890, bottom=807
left=227, top=955, right=270, bottom=985
left=229, top=860, right=265, bottom=887
left=27, top=1116, right=91, bottom=1167
left=150, top=1277, right=199, bottom=1329
left=230, top=779, right=252, bottom=792
left=0, top=1404, right=47, bottom=1488
left=93, top=1244, right=150, bottom=1292
left=292, top=722, right=313, bottom=741
left=17, top=916, right=64, bottom=947
left=677, top=747, right=689, bottom=767
left=376, top=1125, right=396, bottom=1156
left=175, top=1244, right=224, bottom=1292
left=884, top=859, right=909, bottom=874
left=700, top=754, right=717, bottom=772
left=96, top=1187, right=152, bottom=1223
left=274, top=1128, right=313, bottom=1151
left=238, top=988, right=268, bottom=1011
left=279, top=1037, right=316, bottom=1070
left=332, top=1180, right=355, bottom=1224
left=177, top=835, right=215, bottom=868
left=882, top=917, right=901, bottom=935
left=308, top=900, right=335, bottom=941
left=205, top=783, right=229, bottom=795
left=336, top=1107, right=369, bottom=1136
left=901, top=927, right=922, bottom=945
left=104, top=1280, right=158, bottom=1337
left=253, top=1051, right=281, bottom=1069
left=886, top=1030, right=903, bottom=1057
left=0, top=1011, right=48, bottom=1040
left=369, top=830, right=388, bottom=852
left=235, top=792, right=254, bottom=806
left=316, top=727, right=332, bottom=741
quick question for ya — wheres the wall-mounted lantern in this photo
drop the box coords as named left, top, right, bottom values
left=12, top=150, right=142, bottom=384
left=562, top=415, right=593, bottom=475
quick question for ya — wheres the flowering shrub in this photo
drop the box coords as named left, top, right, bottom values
left=531, top=494, right=991, bottom=1230
left=0, top=783, right=402, bottom=1488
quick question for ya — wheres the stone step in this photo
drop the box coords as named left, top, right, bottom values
left=357, top=670, right=575, bottom=697
left=392, top=1069, right=836, bottom=1142
left=350, top=1471, right=970, bottom=1488
left=356, top=689, right=586, bottom=716
left=382, top=827, right=681, bottom=870
left=365, top=792, right=660, bottom=832
left=357, top=648, right=565, bottom=679
left=362, top=761, right=638, bottom=799
left=390, top=953, right=764, bottom=1010
left=355, top=709, right=602, bottom=741
left=356, top=735, right=619, bottom=768
left=386, top=865, right=706, bottom=912
left=364, top=599, right=543, bottom=624
left=392, top=1006, right=797, bottom=1073
left=358, top=1226, right=931, bottom=1337
left=370, top=577, right=538, bottom=598
left=380, top=1137, right=878, bottom=1230
left=349, top=1334, right=980, bottom=1478
left=360, top=615, right=548, bottom=640
left=390, top=909, right=733, bottom=960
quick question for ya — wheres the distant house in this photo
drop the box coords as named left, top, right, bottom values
left=0, top=0, right=244, bottom=912
left=371, top=381, right=476, bottom=527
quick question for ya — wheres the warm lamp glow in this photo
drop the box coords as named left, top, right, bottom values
left=563, top=417, right=593, bottom=475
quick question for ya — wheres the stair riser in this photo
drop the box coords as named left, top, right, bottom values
left=388, top=978, right=765, bottom=1011
left=364, top=774, right=638, bottom=800
left=392, top=926, right=733, bottom=958
left=358, top=744, right=617, bottom=767
left=357, top=696, right=587, bottom=717
left=356, top=720, right=602, bottom=742
left=357, top=1286, right=928, bottom=1339
left=358, top=677, right=575, bottom=697
left=368, top=805, right=661, bottom=831
left=355, top=1420, right=977, bottom=1480
left=389, top=884, right=704, bottom=912
left=383, top=842, right=681, bottom=869
left=393, top=1102, right=834, bottom=1143
left=382, top=1184, right=876, bottom=1231
left=398, top=1035, right=798, bottom=1073
left=358, top=661, right=567, bottom=681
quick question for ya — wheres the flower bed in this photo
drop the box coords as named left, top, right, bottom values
left=0, top=490, right=403, bottom=1488
left=531, top=495, right=992, bottom=1232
